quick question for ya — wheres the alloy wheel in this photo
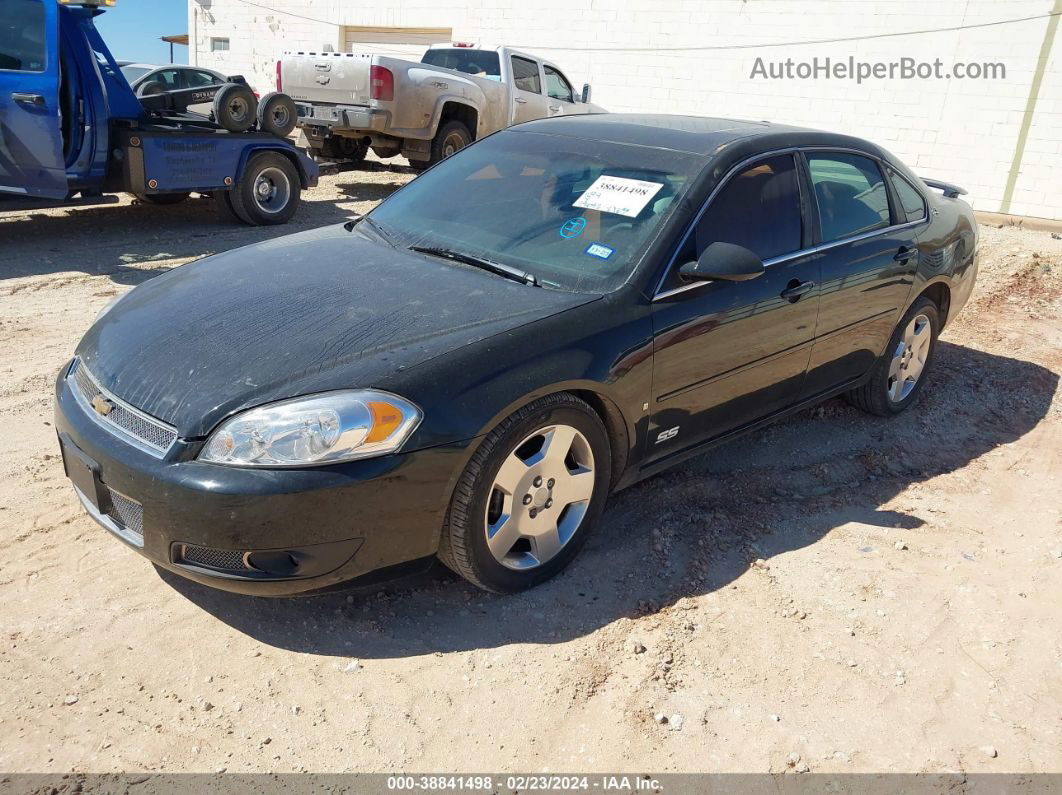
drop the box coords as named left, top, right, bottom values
left=484, top=424, right=596, bottom=570
left=887, top=313, right=931, bottom=402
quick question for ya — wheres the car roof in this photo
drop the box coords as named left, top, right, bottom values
left=511, top=113, right=889, bottom=161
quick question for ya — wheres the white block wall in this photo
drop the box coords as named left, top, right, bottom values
left=190, top=0, right=1062, bottom=219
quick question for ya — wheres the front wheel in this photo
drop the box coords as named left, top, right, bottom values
left=228, top=152, right=301, bottom=225
left=438, top=393, right=611, bottom=593
left=845, top=296, right=940, bottom=416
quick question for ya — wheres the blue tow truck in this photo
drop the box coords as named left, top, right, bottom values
left=0, top=0, right=318, bottom=224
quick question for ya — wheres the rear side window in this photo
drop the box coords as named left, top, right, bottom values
left=887, top=169, right=927, bottom=222
left=692, top=154, right=803, bottom=262
left=421, top=48, right=501, bottom=80
left=511, top=55, right=541, bottom=93
left=807, top=153, right=890, bottom=242
left=184, top=70, right=222, bottom=88
left=0, top=0, right=46, bottom=72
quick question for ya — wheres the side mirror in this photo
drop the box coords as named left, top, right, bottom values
left=581, top=83, right=592, bottom=103
left=679, top=242, right=765, bottom=283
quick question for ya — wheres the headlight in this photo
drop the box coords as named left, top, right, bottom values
left=198, top=390, right=421, bottom=467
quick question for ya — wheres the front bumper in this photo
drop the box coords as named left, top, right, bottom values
left=54, top=365, right=466, bottom=595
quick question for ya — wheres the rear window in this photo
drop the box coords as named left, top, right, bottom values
left=0, top=0, right=46, bottom=72
left=421, top=48, right=501, bottom=80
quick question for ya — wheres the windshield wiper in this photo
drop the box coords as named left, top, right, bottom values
left=347, top=214, right=396, bottom=247
left=408, top=245, right=540, bottom=287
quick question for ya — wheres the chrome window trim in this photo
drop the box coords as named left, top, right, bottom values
left=68, top=359, right=177, bottom=459
left=652, top=145, right=929, bottom=302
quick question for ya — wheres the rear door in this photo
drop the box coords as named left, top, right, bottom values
left=798, top=150, right=923, bottom=398
left=649, top=153, right=820, bottom=459
left=181, top=67, right=223, bottom=115
left=0, top=0, right=67, bottom=199
left=509, top=54, right=548, bottom=123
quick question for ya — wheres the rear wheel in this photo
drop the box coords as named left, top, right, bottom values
left=421, top=120, right=471, bottom=170
left=845, top=296, right=940, bottom=416
left=438, top=393, right=611, bottom=593
left=228, top=152, right=301, bottom=225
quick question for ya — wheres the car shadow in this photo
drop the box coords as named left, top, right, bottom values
left=0, top=193, right=357, bottom=282
left=160, top=340, right=1058, bottom=659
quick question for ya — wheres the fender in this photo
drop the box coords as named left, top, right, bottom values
left=233, top=141, right=319, bottom=189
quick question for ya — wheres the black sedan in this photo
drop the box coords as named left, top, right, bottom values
left=55, top=114, right=978, bottom=595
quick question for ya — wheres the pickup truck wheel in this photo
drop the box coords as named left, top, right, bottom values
left=256, top=92, right=297, bottom=137
left=134, top=192, right=190, bottom=205
left=229, top=152, right=301, bottom=225
left=213, top=83, right=257, bottom=133
left=427, top=120, right=471, bottom=167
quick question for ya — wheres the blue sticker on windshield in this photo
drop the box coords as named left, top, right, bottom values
left=585, top=242, right=614, bottom=260
left=560, top=217, right=587, bottom=239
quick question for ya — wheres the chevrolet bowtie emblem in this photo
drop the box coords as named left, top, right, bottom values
left=91, top=394, right=114, bottom=417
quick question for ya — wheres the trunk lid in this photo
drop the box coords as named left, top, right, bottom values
left=282, top=52, right=373, bottom=105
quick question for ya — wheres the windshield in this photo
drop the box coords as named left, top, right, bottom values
left=421, top=48, right=501, bottom=79
left=368, top=131, right=703, bottom=292
left=120, top=65, right=152, bottom=84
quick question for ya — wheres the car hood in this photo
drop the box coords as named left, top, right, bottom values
left=76, top=224, right=598, bottom=438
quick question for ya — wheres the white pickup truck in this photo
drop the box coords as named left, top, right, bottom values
left=280, top=44, right=605, bottom=169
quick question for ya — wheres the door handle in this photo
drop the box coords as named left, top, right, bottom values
left=894, top=246, right=916, bottom=262
left=12, top=92, right=45, bottom=107
left=549, top=104, right=561, bottom=112
left=780, top=279, right=815, bottom=302
left=514, top=97, right=528, bottom=104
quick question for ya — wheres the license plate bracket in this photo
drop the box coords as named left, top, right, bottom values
left=59, top=433, right=110, bottom=514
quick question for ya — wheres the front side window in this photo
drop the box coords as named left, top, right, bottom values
left=511, top=55, right=541, bottom=93
left=690, top=154, right=803, bottom=263
left=887, top=168, right=927, bottom=222
left=185, top=69, right=221, bottom=88
left=544, top=65, right=574, bottom=102
left=807, top=153, right=890, bottom=242
left=367, top=130, right=701, bottom=293
left=0, top=0, right=46, bottom=72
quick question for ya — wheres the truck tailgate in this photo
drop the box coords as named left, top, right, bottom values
left=283, top=52, right=373, bottom=105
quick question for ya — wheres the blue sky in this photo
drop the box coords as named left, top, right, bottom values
left=95, top=0, right=189, bottom=65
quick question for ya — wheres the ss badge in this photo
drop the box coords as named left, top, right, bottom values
left=655, top=426, right=679, bottom=444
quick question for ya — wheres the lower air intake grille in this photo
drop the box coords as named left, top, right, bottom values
left=107, top=489, right=144, bottom=538
left=180, top=544, right=252, bottom=572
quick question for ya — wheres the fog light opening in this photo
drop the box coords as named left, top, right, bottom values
left=244, top=550, right=300, bottom=576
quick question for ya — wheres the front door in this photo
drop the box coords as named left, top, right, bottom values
left=649, top=153, right=820, bottom=460
left=0, top=0, right=67, bottom=199
left=509, top=54, right=548, bottom=124
left=543, top=63, right=577, bottom=117
left=799, top=151, right=923, bottom=397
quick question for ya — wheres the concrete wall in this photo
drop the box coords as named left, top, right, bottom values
left=189, top=0, right=1062, bottom=219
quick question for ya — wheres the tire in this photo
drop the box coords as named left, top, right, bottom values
left=256, top=91, right=297, bottom=137
left=424, top=120, right=471, bottom=168
left=212, top=83, right=257, bottom=132
left=845, top=295, right=941, bottom=416
left=228, top=152, right=301, bottom=226
left=438, top=393, right=612, bottom=593
left=214, top=190, right=246, bottom=223
left=134, top=192, right=190, bottom=205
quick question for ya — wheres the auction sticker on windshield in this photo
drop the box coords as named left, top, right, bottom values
left=573, top=176, right=664, bottom=217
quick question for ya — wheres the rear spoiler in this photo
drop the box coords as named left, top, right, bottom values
left=921, top=178, right=967, bottom=199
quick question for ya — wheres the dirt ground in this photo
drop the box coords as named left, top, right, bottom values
left=1, top=163, right=1060, bottom=775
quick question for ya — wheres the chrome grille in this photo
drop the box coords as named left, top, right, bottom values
left=69, top=359, right=177, bottom=457
left=107, top=489, right=144, bottom=538
left=180, top=544, right=251, bottom=572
